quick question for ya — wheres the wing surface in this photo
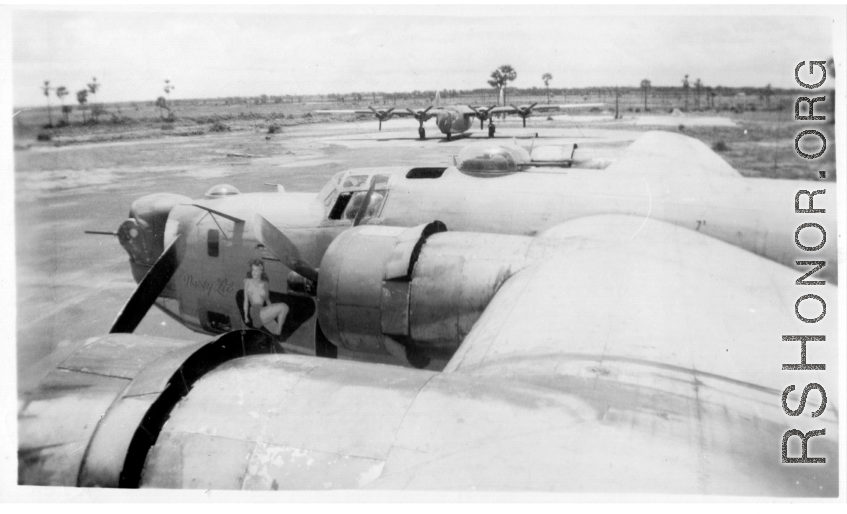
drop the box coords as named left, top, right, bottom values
left=604, top=130, right=740, bottom=178
left=125, top=216, right=838, bottom=494
left=314, top=108, right=443, bottom=117
left=488, top=103, right=604, bottom=114
left=445, top=214, right=837, bottom=390
left=313, top=109, right=376, bottom=115
left=531, top=102, right=605, bottom=111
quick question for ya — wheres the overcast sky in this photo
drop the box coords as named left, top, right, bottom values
left=11, top=5, right=838, bottom=107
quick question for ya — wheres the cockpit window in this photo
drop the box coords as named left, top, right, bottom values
left=328, top=192, right=353, bottom=220
left=326, top=173, right=391, bottom=221
left=342, top=191, right=385, bottom=221
left=318, top=172, right=344, bottom=202
left=342, top=175, right=369, bottom=189
left=372, top=174, right=390, bottom=187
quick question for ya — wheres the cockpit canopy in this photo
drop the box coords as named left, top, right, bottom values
left=456, top=143, right=531, bottom=174
left=318, top=170, right=393, bottom=222
left=204, top=184, right=241, bottom=199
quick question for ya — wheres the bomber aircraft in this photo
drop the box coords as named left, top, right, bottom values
left=19, top=131, right=839, bottom=494
left=315, top=101, right=603, bottom=140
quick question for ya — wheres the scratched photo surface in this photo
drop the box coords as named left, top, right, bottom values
left=7, top=5, right=843, bottom=497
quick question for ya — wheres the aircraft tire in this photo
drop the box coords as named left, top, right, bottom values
left=405, top=346, right=431, bottom=369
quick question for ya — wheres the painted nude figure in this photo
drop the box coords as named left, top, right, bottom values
left=243, top=259, right=288, bottom=335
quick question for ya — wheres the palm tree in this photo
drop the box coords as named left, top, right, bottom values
left=77, top=89, right=89, bottom=123
left=87, top=77, right=100, bottom=121
left=640, top=79, right=651, bottom=111
left=55, top=86, right=69, bottom=123
left=682, top=74, right=690, bottom=111
left=487, top=64, right=517, bottom=106
left=542, top=73, right=553, bottom=104
left=164, top=79, right=175, bottom=113
left=42, top=80, right=53, bottom=126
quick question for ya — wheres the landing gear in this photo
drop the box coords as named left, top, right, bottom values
left=446, top=132, right=452, bottom=141
left=418, top=127, right=426, bottom=139
left=488, top=123, right=496, bottom=138
left=405, top=346, right=431, bottom=369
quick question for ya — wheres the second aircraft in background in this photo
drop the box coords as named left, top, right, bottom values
left=315, top=101, right=603, bottom=140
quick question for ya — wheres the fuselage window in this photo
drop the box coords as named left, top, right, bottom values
left=406, top=167, right=447, bottom=179
left=207, top=229, right=220, bottom=257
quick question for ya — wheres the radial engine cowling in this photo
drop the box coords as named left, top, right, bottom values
left=118, top=193, right=191, bottom=278
left=317, top=222, right=534, bottom=366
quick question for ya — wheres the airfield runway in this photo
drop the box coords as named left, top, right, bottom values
left=14, top=115, right=688, bottom=392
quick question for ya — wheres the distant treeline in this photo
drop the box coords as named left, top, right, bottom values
left=178, top=84, right=834, bottom=107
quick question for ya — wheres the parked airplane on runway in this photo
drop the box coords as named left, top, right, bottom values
left=78, top=131, right=837, bottom=364
left=20, top=132, right=839, bottom=494
left=315, top=101, right=603, bottom=140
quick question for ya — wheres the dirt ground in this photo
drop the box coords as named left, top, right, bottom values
left=12, top=109, right=836, bottom=393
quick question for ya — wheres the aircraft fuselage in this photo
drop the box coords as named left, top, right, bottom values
left=434, top=107, right=473, bottom=136
left=131, top=161, right=836, bottom=365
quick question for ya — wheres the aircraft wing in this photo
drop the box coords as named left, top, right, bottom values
left=313, top=109, right=391, bottom=115
left=313, top=108, right=440, bottom=117
left=531, top=102, right=605, bottom=111
left=435, top=214, right=838, bottom=494
left=21, top=214, right=837, bottom=494
left=488, top=103, right=604, bottom=114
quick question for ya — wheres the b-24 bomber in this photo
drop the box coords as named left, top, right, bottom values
left=19, top=131, right=838, bottom=494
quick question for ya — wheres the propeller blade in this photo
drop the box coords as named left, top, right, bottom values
left=84, top=230, right=119, bottom=236
left=379, top=119, right=382, bottom=131
left=422, top=105, right=433, bottom=114
left=109, top=234, right=183, bottom=333
left=529, top=102, right=538, bottom=110
left=252, top=214, right=319, bottom=283
left=467, top=105, right=480, bottom=115
left=352, top=177, right=378, bottom=227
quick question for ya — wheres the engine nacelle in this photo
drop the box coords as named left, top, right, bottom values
left=317, top=222, right=534, bottom=366
left=118, top=193, right=191, bottom=279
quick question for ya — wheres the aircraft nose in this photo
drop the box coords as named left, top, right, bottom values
left=435, top=111, right=452, bottom=133
left=119, top=193, right=191, bottom=267
left=118, top=218, right=155, bottom=265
